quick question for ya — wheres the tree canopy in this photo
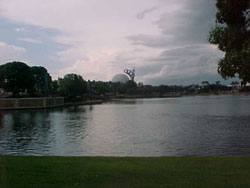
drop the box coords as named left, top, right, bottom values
left=0, top=61, right=52, bottom=96
left=208, top=0, right=250, bottom=84
left=0, top=61, right=33, bottom=95
left=30, top=66, right=51, bottom=93
left=58, top=74, right=87, bottom=97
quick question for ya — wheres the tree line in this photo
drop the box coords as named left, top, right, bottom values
left=1, top=61, right=248, bottom=100
left=0, top=61, right=88, bottom=98
left=0, top=61, right=51, bottom=96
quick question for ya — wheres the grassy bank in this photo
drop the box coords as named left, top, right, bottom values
left=0, top=156, right=250, bottom=188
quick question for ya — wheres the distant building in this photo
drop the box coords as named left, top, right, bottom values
left=112, top=74, right=130, bottom=83
left=137, top=82, right=143, bottom=87
left=124, top=69, right=135, bottom=81
left=231, top=81, right=241, bottom=93
left=201, top=81, right=209, bottom=87
left=112, top=68, right=136, bottom=83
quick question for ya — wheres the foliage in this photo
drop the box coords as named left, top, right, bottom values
left=81, top=80, right=236, bottom=97
left=51, top=80, right=59, bottom=95
left=0, top=61, right=34, bottom=95
left=30, top=66, right=51, bottom=94
left=240, top=85, right=250, bottom=92
left=124, top=80, right=137, bottom=94
left=208, top=0, right=250, bottom=84
left=110, top=82, right=127, bottom=94
left=0, top=62, right=53, bottom=96
left=58, top=73, right=87, bottom=97
left=0, top=64, right=5, bottom=88
left=0, top=60, right=239, bottom=98
left=93, top=81, right=111, bottom=95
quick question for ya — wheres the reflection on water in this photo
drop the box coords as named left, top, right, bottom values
left=1, top=95, right=250, bottom=156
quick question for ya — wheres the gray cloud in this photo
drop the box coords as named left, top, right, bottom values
left=134, top=45, right=224, bottom=85
left=125, top=0, right=224, bottom=85
left=126, top=34, right=173, bottom=48
left=128, top=0, right=217, bottom=47
left=136, top=6, right=158, bottom=20
left=135, top=63, right=164, bottom=77
left=157, top=0, right=216, bottom=44
left=146, top=74, right=226, bottom=86
left=0, top=0, right=224, bottom=85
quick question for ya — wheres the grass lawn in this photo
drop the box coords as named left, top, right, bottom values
left=0, top=156, right=250, bottom=188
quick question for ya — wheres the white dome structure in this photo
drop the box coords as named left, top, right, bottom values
left=112, top=74, right=129, bottom=83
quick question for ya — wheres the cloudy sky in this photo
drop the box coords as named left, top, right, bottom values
left=0, top=0, right=231, bottom=85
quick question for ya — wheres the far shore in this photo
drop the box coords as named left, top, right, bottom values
left=107, top=91, right=249, bottom=100
left=0, top=92, right=249, bottom=110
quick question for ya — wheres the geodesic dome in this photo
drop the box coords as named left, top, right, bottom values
left=111, top=74, right=129, bottom=83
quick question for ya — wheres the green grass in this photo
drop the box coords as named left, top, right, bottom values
left=0, top=156, right=250, bottom=188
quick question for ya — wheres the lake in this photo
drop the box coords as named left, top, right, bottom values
left=0, top=95, right=250, bottom=156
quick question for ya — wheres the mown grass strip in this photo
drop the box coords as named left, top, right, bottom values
left=0, top=156, right=250, bottom=188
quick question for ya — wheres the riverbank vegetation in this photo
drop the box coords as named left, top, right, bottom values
left=208, top=0, right=250, bottom=84
left=1, top=156, right=250, bottom=188
left=1, top=61, right=249, bottom=101
left=0, top=62, right=51, bottom=97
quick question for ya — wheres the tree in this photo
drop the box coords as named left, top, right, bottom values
left=0, top=61, right=34, bottom=95
left=94, top=81, right=109, bottom=95
left=125, top=80, right=137, bottom=94
left=30, top=66, right=51, bottom=94
left=51, top=80, right=59, bottom=95
left=109, top=82, right=126, bottom=94
left=58, top=74, right=87, bottom=97
left=208, top=0, right=250, bottom=84
left=215, top=81, right=221, bottom=86
left=0, top=65, right=5, bottom=88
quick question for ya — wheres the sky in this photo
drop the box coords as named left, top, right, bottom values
left=0, top=0, right=234, bottom=85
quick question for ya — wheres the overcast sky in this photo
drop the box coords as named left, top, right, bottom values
left=0, top=0, right=233, bottom=85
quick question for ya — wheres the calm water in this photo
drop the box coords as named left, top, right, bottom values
left=0, top=95, right=250, bottom=156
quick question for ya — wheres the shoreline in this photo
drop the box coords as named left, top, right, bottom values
left=0, top=92, right=249, bottom=110
left=64, top=100, right=102, bottom=107
left=106, top=91, right=249, bottom=100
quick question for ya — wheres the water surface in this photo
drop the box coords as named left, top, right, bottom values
left=1, top=95, right=250, bottom=156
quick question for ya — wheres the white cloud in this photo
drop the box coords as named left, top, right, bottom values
left=0, top=0, right=223, bottom=84
left=58, top=47, right=119, bottom=80
left=0, top=42, right=26, bottom=64
left=1, top=0, right=163, bottom=79
left=18, top=38, right=42, bottom=44
left=14, top=27, right=26, bottom=32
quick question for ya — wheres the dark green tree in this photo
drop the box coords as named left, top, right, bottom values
left=0, top=65, right=5, bottom=88
left=58, top=74, right=87, bottom=97
left=0, top=61, right=34, bottom=95
left=125, top=80, right=137, bottom=94
left=109, top=82, right=126, bottom=94
left=51, top=80, right=59, bottom=95
left=94, top=81, right=109, bottom=95
left=30, top=66, right=51, bottom=94
left=208, top=0, right=250, bottom=84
